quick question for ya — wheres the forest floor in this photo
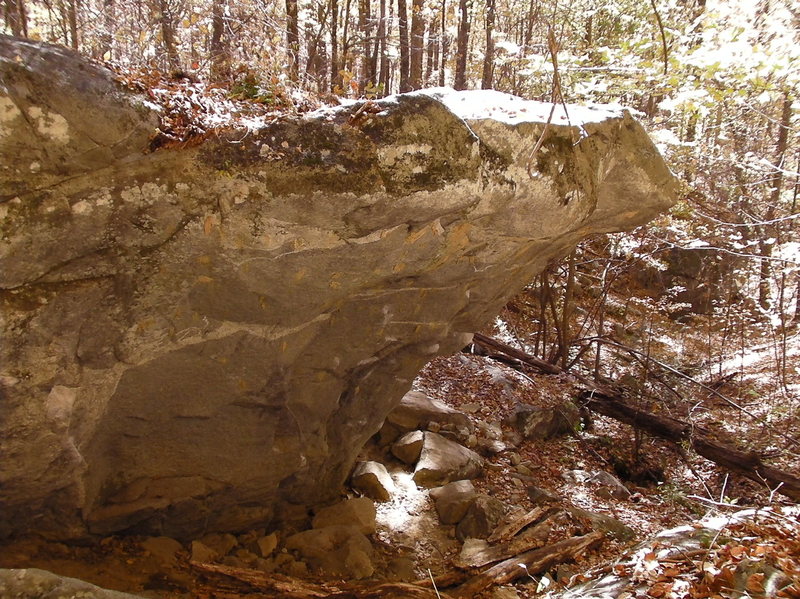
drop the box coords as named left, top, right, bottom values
left=1, top=307, right=799, bottom=598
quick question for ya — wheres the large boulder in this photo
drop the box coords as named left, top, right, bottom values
left=455, top=494, right=507, bottom=541
left=0, top=569, right=145, bottom=598
left=384, top=390, right=473, bottom=440
left=506, top=401, right=581, bottom=440
left=350, top=461, right=395, bottom=502
left=284, top=525, right=375, bottom=579
left=312, top=498, right=377, bottom=535
left=0, top=36, right=677, bottom=539
left=412, top=432, right=485, bottom=488
left=429, top=480, right=478, bottom=525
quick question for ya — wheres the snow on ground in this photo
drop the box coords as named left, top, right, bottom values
left=419, top=87, right=626, bottom=126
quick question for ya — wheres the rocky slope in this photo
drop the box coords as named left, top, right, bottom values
left=0, top=34, right=676, bottom=540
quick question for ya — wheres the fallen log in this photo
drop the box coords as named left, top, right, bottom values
left=453, top=517, right=555, bottom=569
left=190, top=561, right=455, bottom=598
left=487, top=506, right=558, bottom=543
left=578, top=389, right=800, bottom=501
left=472, top=332, right=562, bottom=374
left=470, top=333, right=800, bottom=502
left=451, top=531, right=604, bottom=599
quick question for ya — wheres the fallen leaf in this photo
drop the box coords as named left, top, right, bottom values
left=729, top=545, right=747, bottom=558
left=747, top=573, right=765, bottom=594
left=648, top=582, right=673, bottom=597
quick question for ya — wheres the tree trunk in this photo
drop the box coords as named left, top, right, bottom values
left=758, top=93, right=793, bottom=310
left=429, top=20, right=439, bottom=81
left=157, top=0, right=180, bottom=70
left=341, top=0, right=353, bottom=90
left=67, top=0, right=79, bottom=49
left=438, top=0, right=447, bottom=86
left=98, top=0, right=113, bottom=59
left=454, top=0, right=469, bottom=90
left=357, top=0, right=373, bottom=91
left=209, top=0, right=230, bottom=82
left=377, top=0, right=389, bottom=94
left=397, top=0, right=411, bottom=92
left=286, top=0, right=301, bottom=82
left=330, top=0, right=340, bottom=91
left=408, top=0, right=424, bottom=89
left=305, top=4, right=329, bottom=91
left=4, top=0, right=28, bottom=37
left=480, top=0, right=494, bottom=89
left=559, top=250, right=576, bottom=368
left=424, top=21, right=434, bottom=83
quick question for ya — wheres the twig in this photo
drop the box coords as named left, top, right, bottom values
left=719, top=473, right=729, bottom=503
left=649, top=0, right=669, bottom=75
left=428, top=569, right=442, bottom=599
left=525, top=27, right=561, bottom=179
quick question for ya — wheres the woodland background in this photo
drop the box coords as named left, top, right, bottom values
left=3, top=0, right=800, bottom=476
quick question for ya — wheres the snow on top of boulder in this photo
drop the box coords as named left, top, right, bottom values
left=417, top=87, right=626, bottom=126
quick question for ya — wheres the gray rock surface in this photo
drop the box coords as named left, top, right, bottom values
left=0, top=568, right=145, bottom=598
left=567, top=506, right=636, bottom=541
left=526, top=485, right=561, bottom=504
left=197, top=532, right=238, bottom=557
left=350, top=461, right=395, bottom=502
left=391, top=430, right=426, bottom=464
left=312, top=497, right=377, bottom=535
left=386, top=391, right=473, bottom=435
left=255, top=532, right=279, bottom=557
left=429, top=479, right=478, bottom=524
left=588, top=470, right=631, bottom=500
left=506, top=401, right=581, bottom=439
left=455, top=494, right=507, bottom=541
left=190, top=540, right=220, bottom=563
left=412, top=432, right=485, bottom=488
left=140, top=536, right=183, bottom=564
left=285, top=525, right=375, bottom=579
left=0, top=36, right=676, bottom=539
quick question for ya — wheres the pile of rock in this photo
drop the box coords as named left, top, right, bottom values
left=131, top=390, right=635, bottom=586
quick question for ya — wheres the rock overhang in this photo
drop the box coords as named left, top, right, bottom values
left=0, top=35, right=677, bottom=540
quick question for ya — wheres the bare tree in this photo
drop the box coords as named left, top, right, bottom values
left=481, top=0, right=494, bottom=88
left=330, top=0, right=340, bottom=91
left=438, top=0, right=448, bottom=86
left=286, top=0, right=301, bottom=81
left=154, top=0, right=180, bottom=70
left=376, top=0, right=390, bottom=93
left=397, top=0, right=411, bottom=91
left=357, top=0, right=372, bottom=89
left=454, top=0, right=470, bottom=89
left=210, top=0, right=230, bottom=81
left=424, top=19, right=435, bottom=84
left=409, top=0, right=424, bottom=89
left=4, top=0, right=28, bottom=37
left=758, top=92, right=793, bottom=310
left=97, top=0, right=113, bottom=59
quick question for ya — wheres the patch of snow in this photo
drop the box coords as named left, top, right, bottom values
left=375, top=471, right=429, bottom=533
left=417, top=87, right=625, bottom=126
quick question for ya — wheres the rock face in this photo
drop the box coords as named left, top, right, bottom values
left=0, top=36, right=677, bottom=540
